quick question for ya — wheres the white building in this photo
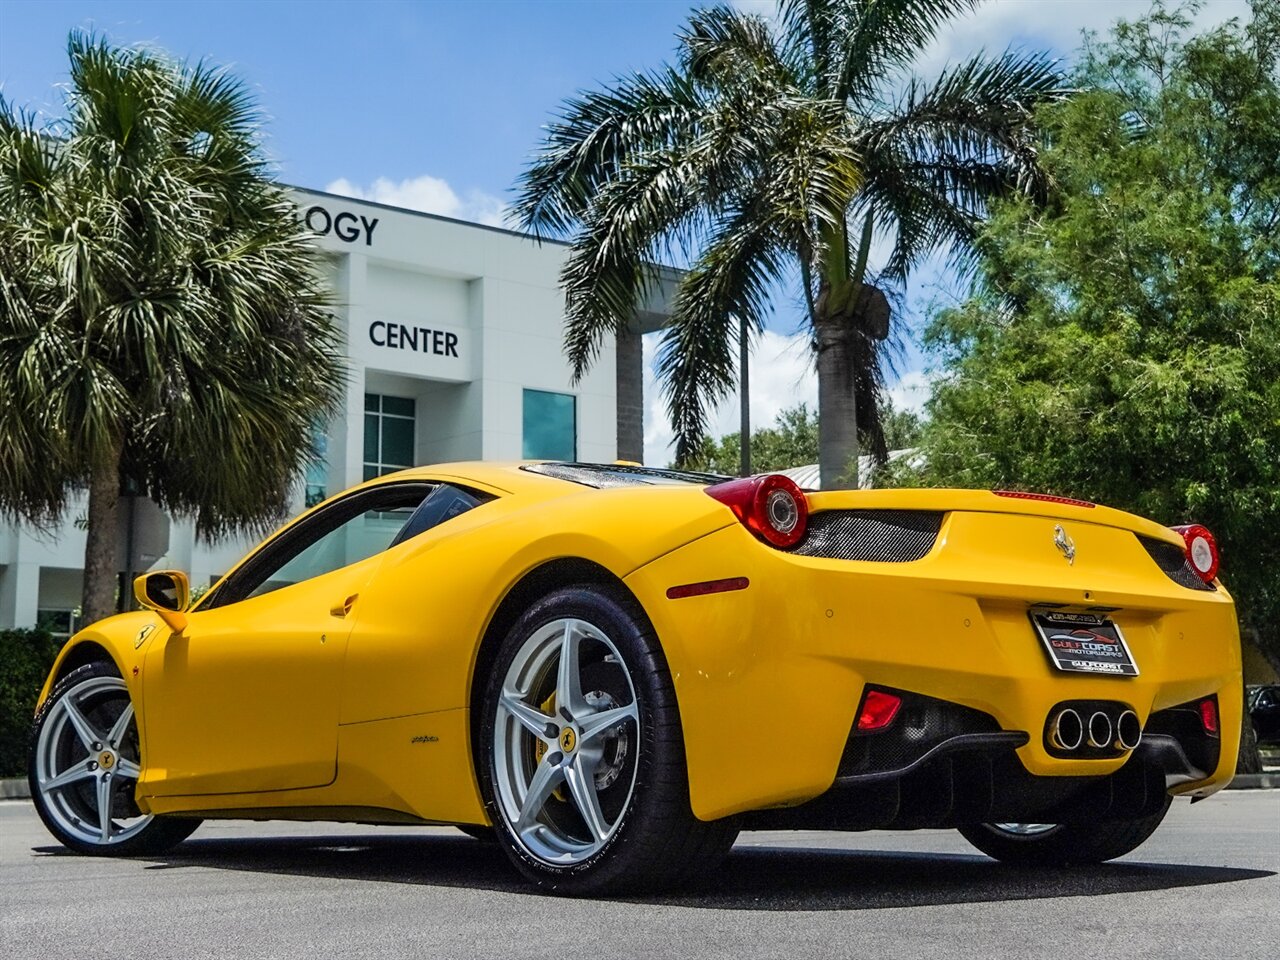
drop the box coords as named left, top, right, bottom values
left=0, top=186, right=673, bottom=636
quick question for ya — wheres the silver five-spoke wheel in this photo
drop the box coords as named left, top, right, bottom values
left=32, top=674, right=152, bottom=847
left=492, top=617, right=639, bottom=865
left=989, top=823, right=1059, bottom=836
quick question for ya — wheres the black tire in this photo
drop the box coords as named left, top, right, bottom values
left=29, top=661, right=200, bottom=857
left=477, top=584, right=737, bottom=895
left=957, top=798, right=1172, bottom=866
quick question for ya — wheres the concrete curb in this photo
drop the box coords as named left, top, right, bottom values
left=1226, top=773, right=1280, bottom=790
left=2, top=772, right=1275, bottom=803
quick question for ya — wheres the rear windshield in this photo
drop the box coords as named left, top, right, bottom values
left=521, top=462, right=729, bottom=489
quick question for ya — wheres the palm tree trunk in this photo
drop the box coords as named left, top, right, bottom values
left=82, top=438, right=123, bottom=626
left=739, top=316, right=751, bottom=477
left=815, top=308, right=859, bottom=490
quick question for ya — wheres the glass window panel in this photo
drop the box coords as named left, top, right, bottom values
left=363, top=464, right=378, bottom=482
left=364, top=393, right=380, bottom=412
left=364, top=413, right=380, bottom=464
left=383, top=396, right=415, bottom=418
left=523, top=389, right=576, bottom=460
left=37, top=609, right=74, bottom=635
left=380, top=416, right=415, bottom=468
left=305, top=420, right=328, bottom=507
left=248, top=508, right=416, bottom=599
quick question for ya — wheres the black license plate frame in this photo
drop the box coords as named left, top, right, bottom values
left=1031, top=610, right=1139, bottom=677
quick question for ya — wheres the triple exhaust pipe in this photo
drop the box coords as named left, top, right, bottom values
left=1049, top=706, right=1142, bottom=752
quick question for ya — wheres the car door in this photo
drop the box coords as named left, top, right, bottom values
left=141, top=481, right=433, bottom=797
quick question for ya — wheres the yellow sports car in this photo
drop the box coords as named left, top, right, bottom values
left=29, top=463, right=1241, bottom=893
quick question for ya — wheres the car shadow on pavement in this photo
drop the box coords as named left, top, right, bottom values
left=32, top=833, right=1273, bottom=910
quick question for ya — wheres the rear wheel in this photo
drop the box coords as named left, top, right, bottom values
left=29, top=662, right=200, bottom=856
left=958, top=799, right=1172, bottom=866
left=478, top=585, right=737, bottom=894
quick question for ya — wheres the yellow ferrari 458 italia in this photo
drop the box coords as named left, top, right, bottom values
left=29, top=462, right=1241, bottom=893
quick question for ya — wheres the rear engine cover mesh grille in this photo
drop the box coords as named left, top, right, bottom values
left=789, top=509, right=943, bottom=562
left=1138, top=536, right=1215, bottom=591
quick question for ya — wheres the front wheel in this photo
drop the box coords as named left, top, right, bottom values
left=957, top=798, right=1172, bottom=866
left=29, top=661, right=200, bottom=856
left=478, top=585, right=737, bottom=894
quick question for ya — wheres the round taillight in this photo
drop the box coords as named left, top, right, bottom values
left=705, top=474, right=809, bottom=548
left=1172, top=524, right=1219, bottom=583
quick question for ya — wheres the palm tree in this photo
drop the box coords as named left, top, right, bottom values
left=513, top=0, right=1068, bottom=487
left=0, top=34, right=344, bottom=625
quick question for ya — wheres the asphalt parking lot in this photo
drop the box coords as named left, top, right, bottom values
left=1, top=791, right=1276, bottom=960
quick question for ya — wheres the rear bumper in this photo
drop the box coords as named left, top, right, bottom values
left=743, top=690, right=1217, bottom=831
left=625, top=520, right=1242, bottom=821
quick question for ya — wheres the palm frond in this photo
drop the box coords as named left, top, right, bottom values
left=0, top=33, right=345, bottom=536
left=659, top=207, right=789, bottom=463
left=680, top=5, right=794, bottom=88
left=511, top=67, right=706, bottom=238
left=783, top=0, right=983, bottom=102
left=864, top=49, right=1069, bottom=196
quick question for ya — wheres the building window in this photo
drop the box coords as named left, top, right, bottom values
left=304, top=419, right=329, bottom=508
left=37, top=609, right=80, bottom=642
left=523, top=389, right=576, bottom=461
left=364, top=393, right=416, bottom=481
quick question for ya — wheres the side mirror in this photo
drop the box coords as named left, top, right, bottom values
left=133, top=570, right=191, bottom=632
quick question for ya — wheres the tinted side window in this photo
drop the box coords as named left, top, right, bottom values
left=388, top=483, right=493, bottom=549
left=202, top=483, right=432, bottom=608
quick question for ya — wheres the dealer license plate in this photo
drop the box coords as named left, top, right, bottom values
left=1031, top=611, right=1139, bottom=677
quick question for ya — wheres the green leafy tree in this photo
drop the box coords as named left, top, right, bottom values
left=904, top=2, right=1280, bottom=679
left=682, top=403, right=820, bottom=474
left=513, top=0, right=1067, bottom=488
left=682, top=399, right=921, bottom=474
left=881, top=403, right=923, bottom=451
left=0, top=35, right=344, bottom=625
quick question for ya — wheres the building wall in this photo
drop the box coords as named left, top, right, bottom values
left=0, top=187, right=626, bottom=628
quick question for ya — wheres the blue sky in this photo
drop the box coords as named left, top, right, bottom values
left=0, top=0, right=696, bottom=200
left=0, top=0, right=1251, bottom=460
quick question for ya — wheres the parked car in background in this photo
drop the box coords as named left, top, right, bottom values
left=1247, top=684, right=1280, bottom=746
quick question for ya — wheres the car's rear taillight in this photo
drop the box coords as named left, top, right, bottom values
left=1172, top=524, right=1219, bottom=583
left=705, top=474, right=808, bottom=548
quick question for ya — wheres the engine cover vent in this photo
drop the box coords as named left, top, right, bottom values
left=1138, top=536, right=1216, bottom=591
left=789, top=509, right=943, bottom=562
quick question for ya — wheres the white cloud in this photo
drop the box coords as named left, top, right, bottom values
left=643, top=327, right=940, bottom=464
left=916, top=0, right=1250, bottom=78
left=644, top=329, right=817, bottom=465
left=324, top=174, right=508, bottom=228
left=733, top=0, right=1250, bottom=78
left=730, top=0, right=781, bottom=19
left=887, top=369, right=935, bottom=415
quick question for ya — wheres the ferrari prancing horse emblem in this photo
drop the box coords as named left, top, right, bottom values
left=559, top=728, right=577, bottom=753
left=1053, top=524, right=1076, bottom=565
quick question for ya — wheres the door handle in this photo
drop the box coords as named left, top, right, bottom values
left=330, top=593, right=359, bottom=618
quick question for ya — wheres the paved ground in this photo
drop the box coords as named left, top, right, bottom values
left=1, top=792, right=1276, bottom=960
